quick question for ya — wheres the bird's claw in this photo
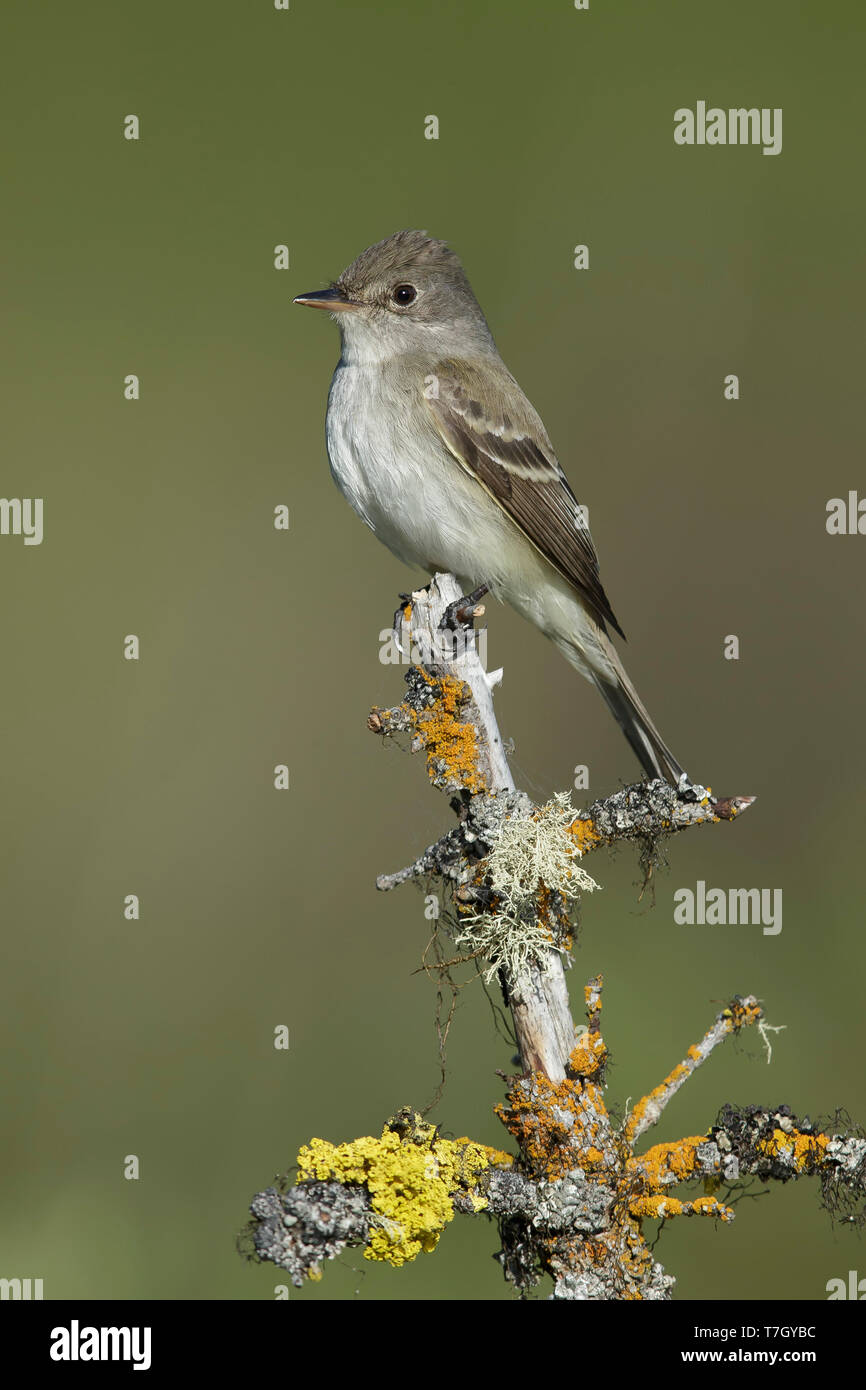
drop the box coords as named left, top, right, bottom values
left=440, top=583, right=490, bottom=631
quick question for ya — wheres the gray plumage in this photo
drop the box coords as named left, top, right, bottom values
left=295, top=230, right=686, bottom=786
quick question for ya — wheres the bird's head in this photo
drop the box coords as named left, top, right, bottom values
left=294, top=229, right=496, bottom=362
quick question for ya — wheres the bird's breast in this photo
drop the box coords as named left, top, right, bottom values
left=325, top=362, right=382, bottom=532
left=324, top=361, right=445, bottom=568
left=323, top=360, right=518, bottom=584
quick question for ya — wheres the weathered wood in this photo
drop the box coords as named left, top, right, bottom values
left=392, top=573, right=578, bottom=1081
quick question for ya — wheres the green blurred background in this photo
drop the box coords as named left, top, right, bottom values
left=1, top=1, right=863, bottom=1300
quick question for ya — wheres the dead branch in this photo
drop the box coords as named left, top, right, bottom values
left=241, top=572, right=866, bottom=1301
left=371, top=573, right=577, bottom=1079
left=369, top=573, right=753, bottom=1080
left=244, top=983, right=866, bottom=1297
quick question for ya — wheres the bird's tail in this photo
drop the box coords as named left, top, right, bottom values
left=590, top=640, right=686, bottom=787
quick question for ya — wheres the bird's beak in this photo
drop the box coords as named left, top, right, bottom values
left=292, top=286, right=361, bottom=313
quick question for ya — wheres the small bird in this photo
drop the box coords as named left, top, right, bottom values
left=295, top=230, right=687, bottom=786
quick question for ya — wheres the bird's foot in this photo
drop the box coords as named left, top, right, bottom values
left=439, top=583, right=490, bottom=632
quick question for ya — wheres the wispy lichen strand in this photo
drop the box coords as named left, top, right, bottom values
left=454, top=792, right=598, bottom=980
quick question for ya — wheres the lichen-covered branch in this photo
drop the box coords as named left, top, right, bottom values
left=244, top=982, right=865, bottom=1297
left=623, top=995, right=765, bottom=1144
left=372, top=573, right=579, bottom=1081
left=242, top=572, right=866, bottom=1301
left=247, top=1180, right=373, bottom=1287
left=567, top=778, right=755, bottom=857
left=369, top=574, right=753, bottom=1081
left=245, top=1107, right=516, bottom=1284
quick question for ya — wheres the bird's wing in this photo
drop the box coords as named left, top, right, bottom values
left=424, top=357, right=625, bottom=638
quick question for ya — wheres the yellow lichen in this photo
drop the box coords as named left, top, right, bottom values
left=297, top=1122, right=511, bottom=1269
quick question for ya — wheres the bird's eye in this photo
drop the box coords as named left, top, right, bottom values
left=392, top=283, right=417, bottom=306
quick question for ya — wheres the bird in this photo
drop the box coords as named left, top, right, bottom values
left=294, top=229, right=687, bottom=787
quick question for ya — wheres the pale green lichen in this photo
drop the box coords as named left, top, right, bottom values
left=455, top=792, right=599, bottom=981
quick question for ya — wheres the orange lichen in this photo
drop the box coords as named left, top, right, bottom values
left=536, top=881, right=573, bottom=950
left=629, top=1194, right=734, bottom=1222
left=629, top=1195, right=687, bottom=1220
left=496, top=1068, right=613, bottom=1182
left=555, top=1219, right=655, bottom=1300
left=629, top=1136, right=707, bottom=1187
left=368, top=668, right=486, bottom=792
left=689, top=1195, right=733, bottom=1217
left=625, top=1138, right=736, bottom=1228
left=567, top=817, right=601, bottom=853
left=569, top=1032, right=608, bottom=1080
left=411, top=670, right=485, bottom=793
left=623, top=999, right=764, bottom=1145
left=492, top=986, right=815, bottom=1298
left=725, top=997, right=763, bottom=1030
left=624, top=1066, right=691, bottom=1144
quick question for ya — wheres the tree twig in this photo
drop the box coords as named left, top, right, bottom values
left=243, top=983, right=865, bottom=1296
left=369, top=573, right=754, bottom=1079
